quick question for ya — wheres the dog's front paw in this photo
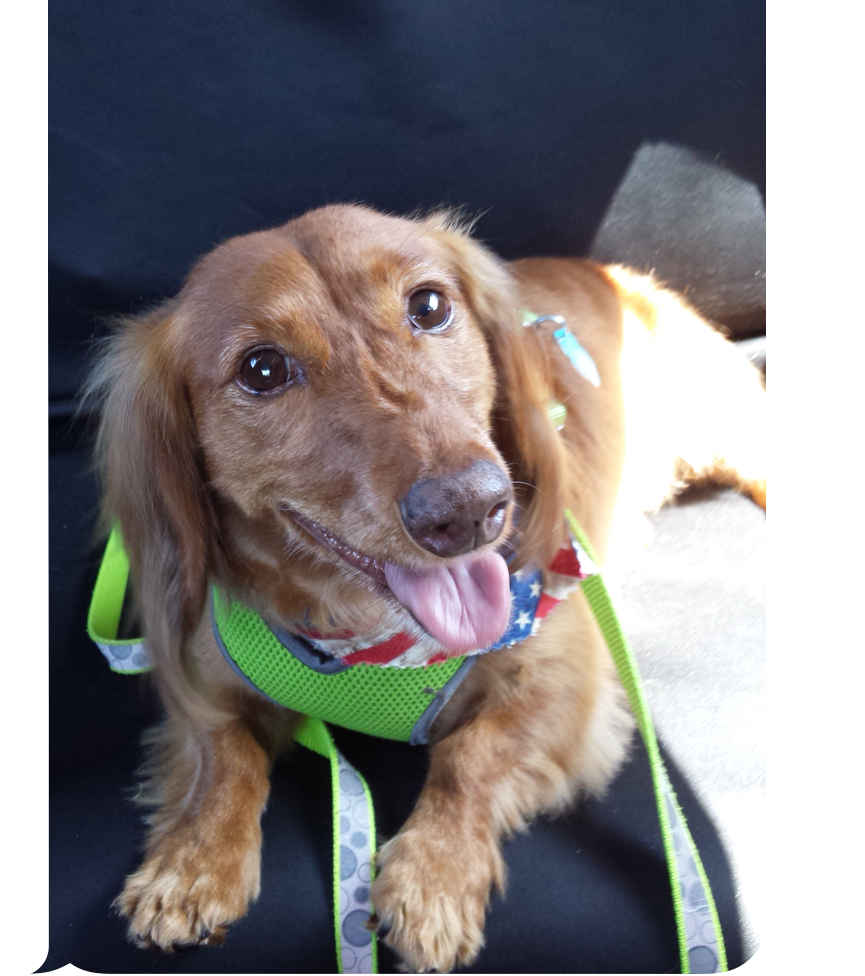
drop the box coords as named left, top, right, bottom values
left=371, top=825, right=504, bottom=973
left=115, top=832, right=261, bottom=951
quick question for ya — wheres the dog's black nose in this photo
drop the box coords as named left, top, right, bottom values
left=399, top=460, right=513, bottom=558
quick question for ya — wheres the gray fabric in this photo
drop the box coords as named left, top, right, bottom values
left=590, top=142, right=766, bottom=336
left=616, top=489, right=766, bottom=959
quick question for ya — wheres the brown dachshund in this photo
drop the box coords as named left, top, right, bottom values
left=88, top=204, right=765, bottom=972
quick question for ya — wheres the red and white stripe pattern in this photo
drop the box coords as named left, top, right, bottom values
left=296, top=534, right=598, bottom=668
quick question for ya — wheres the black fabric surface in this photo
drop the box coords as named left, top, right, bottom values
left=45, top=425, right=742, bottom=973
left=50, top=0, right=765, bottom=413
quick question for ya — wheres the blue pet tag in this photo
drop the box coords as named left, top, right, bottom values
left=522, top=311, right=601, bottom=387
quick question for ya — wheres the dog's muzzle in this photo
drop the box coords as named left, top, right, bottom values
left=398, top=459, right=513, bottom=558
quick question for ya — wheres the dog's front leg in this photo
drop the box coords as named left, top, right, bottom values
left=372, top=606, right=633, bottom=973
left=116, top=716, right=271, bottom=950
left=371, top=721, right=508, bottom=974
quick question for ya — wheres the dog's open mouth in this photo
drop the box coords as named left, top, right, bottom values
left=281, top=506, right=512, bottom=654
left=282, top=506, right=390, bottom=587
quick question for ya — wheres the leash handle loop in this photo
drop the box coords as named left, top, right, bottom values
left=87, top=526, right=150, bottom=673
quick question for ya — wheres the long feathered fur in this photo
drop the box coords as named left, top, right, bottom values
left=88, top=204, right=764, bottom=971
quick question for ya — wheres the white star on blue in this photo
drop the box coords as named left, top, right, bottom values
left=487, top=567, right=545, bottom=650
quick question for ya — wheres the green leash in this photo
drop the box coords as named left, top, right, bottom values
left=294, top=716, right=379, bottom=974
left=88, top=521, right=727, bottom=974
left=567, top=513, right=727, bottom=974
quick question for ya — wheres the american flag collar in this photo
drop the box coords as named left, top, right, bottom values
left=273, top=531, right=599, bottom=671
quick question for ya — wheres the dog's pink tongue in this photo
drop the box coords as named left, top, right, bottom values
left=384, top=550, right=511, bottom=654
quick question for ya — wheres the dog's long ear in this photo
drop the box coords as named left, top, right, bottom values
left=423, top=215, right=568, bottom=570
left=86, top=304, right=218, bottom=722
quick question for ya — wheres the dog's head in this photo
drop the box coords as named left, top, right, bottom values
left=90, top=205, right=567, bottom=703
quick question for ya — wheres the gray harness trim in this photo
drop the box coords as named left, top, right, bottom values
left=409, top=656, right=478, bottom=746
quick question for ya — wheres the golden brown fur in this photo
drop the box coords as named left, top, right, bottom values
left=88, top=204, right=765, bottom=972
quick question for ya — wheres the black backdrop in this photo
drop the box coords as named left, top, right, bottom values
left=50, top=0, right=765, bottom=412
left=48, top=1, right=763, bottom=971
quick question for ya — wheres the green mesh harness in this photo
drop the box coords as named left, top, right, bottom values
left=211, top=588, right=471, bottom=745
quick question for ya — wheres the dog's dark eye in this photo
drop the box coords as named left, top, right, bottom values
left=237, top=348, right=296, bottom=394
left=407, top=289, right=452, bottom=333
